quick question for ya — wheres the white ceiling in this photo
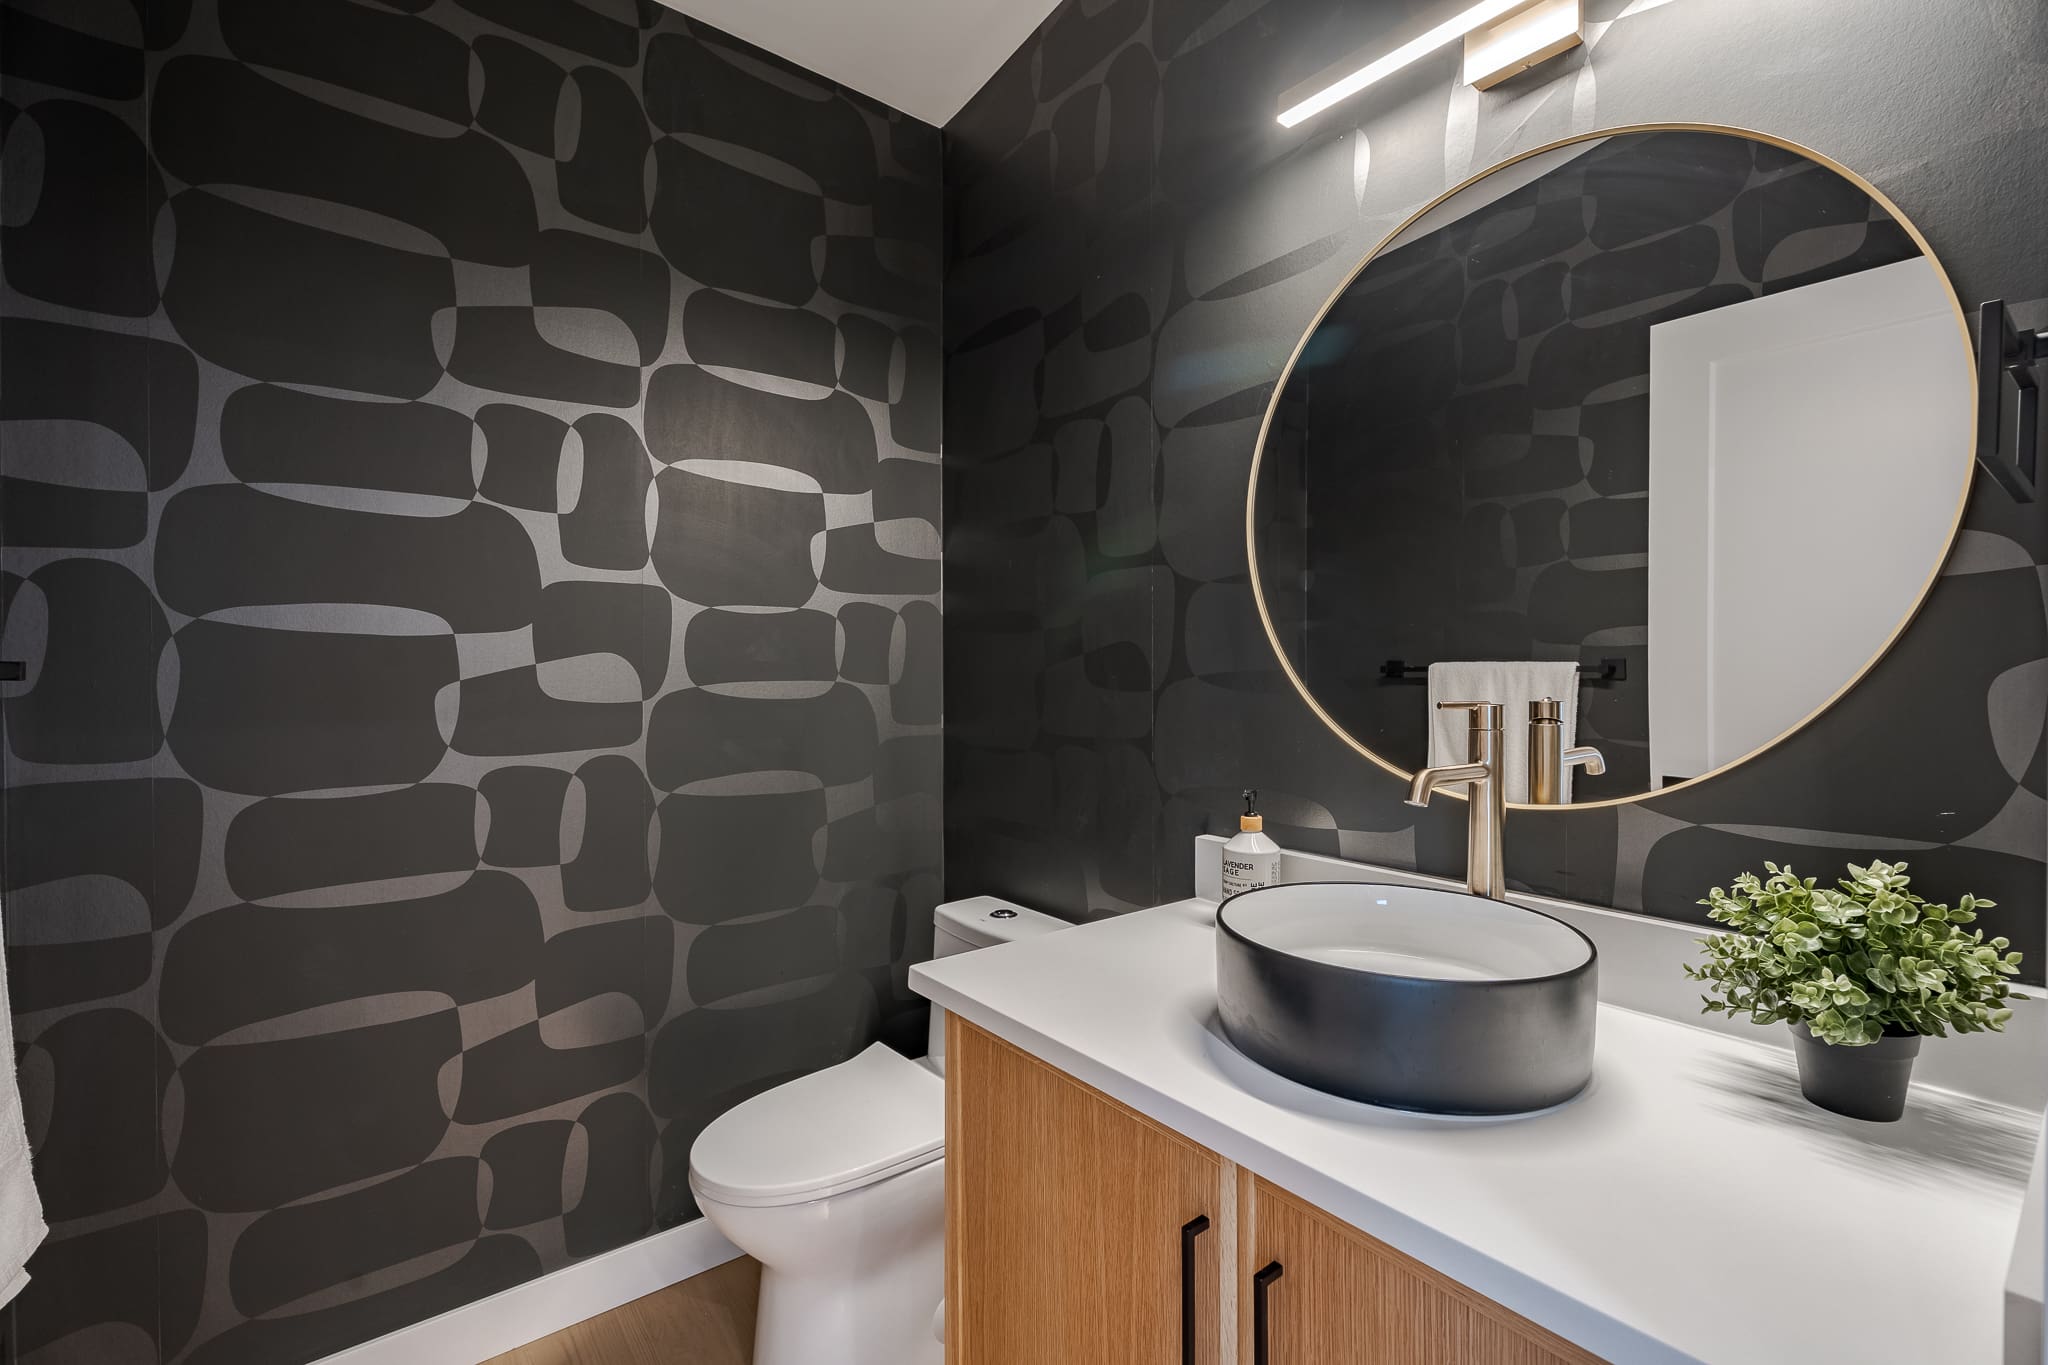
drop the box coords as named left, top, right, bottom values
left=660, top=0, right=1062, bottom=127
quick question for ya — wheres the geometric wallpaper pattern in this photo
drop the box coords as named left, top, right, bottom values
left=0, top=0, right=2042, bottom=1360
left=1262, top=128, right=1924, bottom=798
left=0, top=1, right=941, bottom=1361
left=943, top=0, right=2047, bottom=969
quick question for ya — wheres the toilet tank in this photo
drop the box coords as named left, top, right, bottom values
left=926, top=896, right=1069, bottom=1074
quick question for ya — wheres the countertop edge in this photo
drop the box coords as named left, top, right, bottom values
left=912, top=944, right=1704, bottom=1365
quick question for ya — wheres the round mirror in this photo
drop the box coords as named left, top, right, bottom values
left=1249, top=125, right=1974, bottom=808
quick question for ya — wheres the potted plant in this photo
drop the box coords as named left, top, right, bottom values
left=1683, top=860, right=2022, bottom=1121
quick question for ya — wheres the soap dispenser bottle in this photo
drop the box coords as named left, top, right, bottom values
left=1221, top=789, right=1281, bottom=898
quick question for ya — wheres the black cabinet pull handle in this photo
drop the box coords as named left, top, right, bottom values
left=1253, top=1260, right=1284, bottom=1365
left=1180, top=1214, right=1210, bottom=1365
left=0, top=662, right=23, bottom=683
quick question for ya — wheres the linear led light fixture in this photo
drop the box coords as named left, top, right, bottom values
left=1277, top=0, right=1583, bottom=127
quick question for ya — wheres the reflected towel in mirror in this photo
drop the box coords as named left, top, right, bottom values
left=1427, top=662, right=1582, bottom=802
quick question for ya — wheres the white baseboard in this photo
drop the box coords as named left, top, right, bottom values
left=314, top=1218, right=744, bottom=1365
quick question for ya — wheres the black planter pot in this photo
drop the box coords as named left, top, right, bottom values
left=1788, top=1022, right=1922, bottom=1122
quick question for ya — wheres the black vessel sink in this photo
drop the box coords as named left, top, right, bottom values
left=1216, top=883, right=1597, bottom=1115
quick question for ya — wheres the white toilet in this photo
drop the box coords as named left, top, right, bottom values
left=688, top=896, right=1067, bottom=1365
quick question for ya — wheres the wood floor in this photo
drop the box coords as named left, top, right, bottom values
left=484, top=1257, right=761, bottom=1365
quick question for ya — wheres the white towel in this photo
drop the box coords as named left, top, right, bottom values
left=0, top=903, right=47, bottom=1306
left=1427, top=661, right=1583, bottom=802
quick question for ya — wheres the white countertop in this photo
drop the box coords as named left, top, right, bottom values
left=911, top=897, right=2042, bottom=1365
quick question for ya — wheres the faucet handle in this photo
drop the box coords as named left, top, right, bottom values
left=1436, top=700, right=1502, bottom=730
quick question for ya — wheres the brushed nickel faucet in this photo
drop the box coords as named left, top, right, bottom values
left=1406, top=700, right=1506, bottom=901
left=1527, top=697, right=1605, bottom=805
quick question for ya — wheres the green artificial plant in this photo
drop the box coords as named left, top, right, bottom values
left=1683, top=860, right=2022, bottom=1046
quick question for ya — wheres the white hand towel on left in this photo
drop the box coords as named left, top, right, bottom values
left=0, top=901, right=48, bottom=1306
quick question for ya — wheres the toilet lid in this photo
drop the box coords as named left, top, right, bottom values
left=688, top=1042, right=944, bottom=1208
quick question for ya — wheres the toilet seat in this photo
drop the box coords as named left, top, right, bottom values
left=689, top=1043, right=944, bottom=1209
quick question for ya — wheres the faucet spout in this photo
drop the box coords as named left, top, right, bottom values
left=1562, top=745, right=1606, bottom=777
left=1405, top=762, right=1488, bottom=807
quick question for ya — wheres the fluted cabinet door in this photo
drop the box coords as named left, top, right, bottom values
left=947, top=1018, right=1232, bottom=1365
left=1240, top=1175, right=1607, bottom=1365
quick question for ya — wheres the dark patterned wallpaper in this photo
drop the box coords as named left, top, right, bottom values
left=1261, top=130, right=1924, bottom=799
left=0, top=1, right=941, bottom=1362
left=942, top=0, right=2048, bottom=975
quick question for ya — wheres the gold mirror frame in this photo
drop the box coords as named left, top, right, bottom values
left=1244, top=122, right=1978, bottom=811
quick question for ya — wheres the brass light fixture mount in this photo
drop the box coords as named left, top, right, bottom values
left=1464, top=0, right=1584, bottom=90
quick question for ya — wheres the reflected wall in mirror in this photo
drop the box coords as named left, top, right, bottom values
left=1249, top=126, right=1974, bottom=808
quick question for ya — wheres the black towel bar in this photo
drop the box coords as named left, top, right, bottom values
left=1378, top=658, right=1627, bottom=684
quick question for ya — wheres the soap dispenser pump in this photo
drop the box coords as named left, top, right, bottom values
left=1221, top=789, right=1281, bottom=898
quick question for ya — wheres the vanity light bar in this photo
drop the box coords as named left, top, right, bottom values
left=1276, top=0, right=1583, bottom=127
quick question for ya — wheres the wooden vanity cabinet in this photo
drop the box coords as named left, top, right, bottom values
left=945, top=1017, right=1232, bottom=1365
left=1239, top=1175, right=1603, bottom=1365
left=947, top=1018, right=1606, bottom=1365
